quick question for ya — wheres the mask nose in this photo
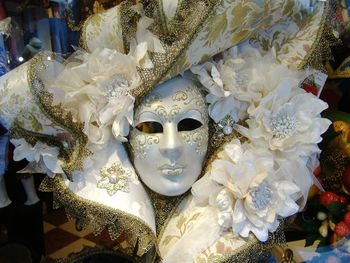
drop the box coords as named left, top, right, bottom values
left=159, top=122, right=183, bottom=162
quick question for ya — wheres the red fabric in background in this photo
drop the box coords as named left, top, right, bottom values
left=0, top=1, right=7, bottom=20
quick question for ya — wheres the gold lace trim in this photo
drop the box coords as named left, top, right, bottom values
left=27, top=53, right=91, bottom=180
left=120, top=1, right=140, bottom=54
left=79, top=13, right=93, bottom=51
left=299, top=0, right=341, bottom=71
left=64, top=9, right=86, bottom=32
left=120, top=0, right=220, bottom=102
left=39, top=176, right=157, bottom=256
left=56, top=246, right=146, bottom=263
left=146, top=188, right=184, bottom=237
left=10, top=120, right=67, bottom=159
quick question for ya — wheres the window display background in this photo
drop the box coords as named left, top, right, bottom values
left=0, top=0, right=127, bottom=75
left=285, top=2, right=350, bottom=262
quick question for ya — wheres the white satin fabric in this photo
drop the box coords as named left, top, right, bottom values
left=65, top=138, right=156, bottom=234
left=0, top=63, right=32, bottom=128
left=162, top=0, right=179, bottom=20
left=159, top=195, right=249, bottom=262
left=162, top=206, right=221, bottom=263
left=0, top=59, right=156, bottom=235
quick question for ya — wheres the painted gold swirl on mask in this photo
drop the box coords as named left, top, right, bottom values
left=180, top=125, right=208, bottom=155
left=129, top=129, right=160, bottom=159
left=135, top=84, right=208, bottom=125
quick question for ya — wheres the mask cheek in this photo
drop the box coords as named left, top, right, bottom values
left=129, top=131, right=160, bottom=160
left=130, top=132, right=163, bottom=188
left=180, top=125, right=209, bottom=156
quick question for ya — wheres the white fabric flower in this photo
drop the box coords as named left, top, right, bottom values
left=191, top=49, right=320, bottom=128
left=96, top=77, right=135, bottom=142
left=232, top=178, right=299, bottom=242
left=221, top=47, right=310, bottom=109
left=52, top=48, right=141, bottom=143
left=215, top=188, right=234, bottom=229
left=192, top=140, right=301, bottom=241
left=54, top=29, right=164, bottom=143
left=191, top=62, right=248, bottom=123
left=235, top=80, right=331, bottom=158
left=11, top=138, right=64, bottom=177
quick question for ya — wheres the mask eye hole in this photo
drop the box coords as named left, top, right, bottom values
left=178, top=118, right=203, bottom=132
left=136, top=121, right=163, bottom=133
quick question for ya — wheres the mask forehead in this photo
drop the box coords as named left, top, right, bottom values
left=134, top=77, right=208, bottom=124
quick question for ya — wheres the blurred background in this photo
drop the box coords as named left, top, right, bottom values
left=0, top=0, right=126, bottom=75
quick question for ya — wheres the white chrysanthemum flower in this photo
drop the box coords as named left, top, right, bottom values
left=192, top=140, right=301, bottom=242
left=52, top=48, right=143, bottom=144
left=235, top=79, right=331, bottom=157
left=96, top=76, right=135, bottom=142
left=191, top=62, right=248, bottom=123
left=232, top=178, right=300, bottom=242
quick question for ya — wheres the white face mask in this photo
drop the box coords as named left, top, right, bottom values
left=130, top=77, right=209, bottom=196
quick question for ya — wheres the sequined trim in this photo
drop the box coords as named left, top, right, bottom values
left=39, top=176, right=157, bottom=256
left=64, top=9, right=85, bottom=32
left=120, top=1, right=139, bottom=54
left=79, top=13, right=93, bottom=51
left=27, top=53, right=91, bottom=180
left=299, top=0, right=341, bottom=71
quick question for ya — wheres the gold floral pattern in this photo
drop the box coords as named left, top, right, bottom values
left=161, top=212, right=202, bottom=247
left=251, top=1, right=339, bottom=70
left=81, top=5, right=124, bottom=53
left=157, top=194, right=287, bottom=262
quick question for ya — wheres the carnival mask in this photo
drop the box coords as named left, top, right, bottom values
left=130, top=77, right=209, bottom=196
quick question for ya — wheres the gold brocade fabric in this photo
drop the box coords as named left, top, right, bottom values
left=83, top=0, right=315, bottom=102
left=146, top=188, right=185, bottom=237
left=26, top=53, right=91, bottom=180
left=215, top=222, right=287, bottom=263
left=39, top=176, right=157, bottom=256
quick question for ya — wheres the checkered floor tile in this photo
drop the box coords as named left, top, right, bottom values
left=43, top=208, right=126, bottom=261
